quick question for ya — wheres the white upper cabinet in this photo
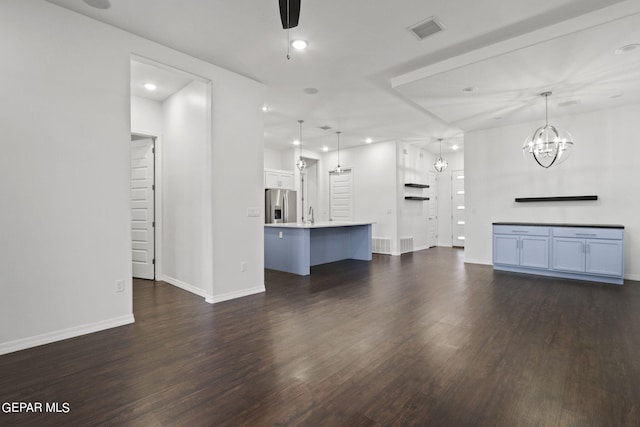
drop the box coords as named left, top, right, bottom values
left=265, top=169, right=294, bottom=190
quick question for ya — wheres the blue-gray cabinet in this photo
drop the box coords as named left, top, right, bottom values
left=493, top=223, right=624, bottom=285
left=551, top=227, right=624, bottom=277
left=493, top=226, right=549, bottom=269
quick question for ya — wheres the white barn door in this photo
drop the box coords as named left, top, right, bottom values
left=329, top=169, right=353, bottom=221
left=131, top=138, right=155, bottom=279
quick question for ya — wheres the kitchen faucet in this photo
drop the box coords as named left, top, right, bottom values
left=308, top=206, right=314, bottom=224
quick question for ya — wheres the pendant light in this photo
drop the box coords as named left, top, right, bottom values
left=433, top=138, right=448, bottom=172
left=333, top=131, right=342, bottom=175
left=522, top=91, right=574, bottom=168
left=296, top=119, right=306, bottom=171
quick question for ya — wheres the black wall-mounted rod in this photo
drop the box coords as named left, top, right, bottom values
left=515, top=195, right=598, bottom=203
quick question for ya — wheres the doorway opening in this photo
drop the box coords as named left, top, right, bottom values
left=130, top=55, right=213, bottom=300
left=452, top=170, right=465, bottom=248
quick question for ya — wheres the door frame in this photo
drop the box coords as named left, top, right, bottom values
left=131, top=128, right=162, bottom=280
left=427, top=171, right=437, bottom=248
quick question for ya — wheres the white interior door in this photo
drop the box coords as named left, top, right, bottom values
left=452, top=170, right=465, bottom=247
left=329, top=169, right=353, bottom=221
left=131, top=138, right=155, bottom=279
left=427, top=171, right=437, bottom=248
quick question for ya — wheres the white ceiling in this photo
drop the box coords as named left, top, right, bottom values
left=46, top=0, right=640, bottom=154
left=130, top=59, right=194, bottom=102
left=394, top=6, right=640, bottom=133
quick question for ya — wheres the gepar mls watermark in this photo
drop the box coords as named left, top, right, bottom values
left=2, top=402, right=70, bottom=414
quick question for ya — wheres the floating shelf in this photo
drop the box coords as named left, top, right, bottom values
left=515, top=195, right=598, bottom=203
left=404, top=183, right=429, bottom=188
left=405, top=196, right=430, bottom=201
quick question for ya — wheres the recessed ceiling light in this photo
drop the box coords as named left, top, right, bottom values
left=83, top=0, right=111, bottom=9
left=292, top=140, right=300, bottom=146
left=303, top=87, right=319, bottom=95
left=291, top=40, right=308, bottom=50
left=365, top=138, right=373, bottom=144
left=322, top=146, right=328, bottom=152
left=462, top=86, right=478, bottom=93
left=144, top=83, right=157, bottom=91
left=452, top=145, right=459, bottom=150
left=615, top=43, right=640, bottom=54
left=262, top=105, right=269, bottom=112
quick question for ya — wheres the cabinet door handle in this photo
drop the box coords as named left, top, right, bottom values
left=576, top=233, right=596, bottom=237
left=512, top=230, right=529, bottom=234
left=586, top=243, right=590, bottom=254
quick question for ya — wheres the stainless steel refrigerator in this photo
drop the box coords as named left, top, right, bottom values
left=265, top=188, right=297, bottom=223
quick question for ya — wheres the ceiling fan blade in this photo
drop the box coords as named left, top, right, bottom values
left=279, top=0, right=301, bottom=29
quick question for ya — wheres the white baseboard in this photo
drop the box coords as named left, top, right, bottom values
left=464, top=258, right=493, bottom=266
left=206, top=285, right=266, bottom=304
left=162, top=275, right=213, bottom=301
left=0, top=314, right=135, bottom=356
left=413, top=245, right=430, bottom=252
left=625, top=273, right=640, bottom=282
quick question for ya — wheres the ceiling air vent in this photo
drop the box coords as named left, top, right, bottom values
left=558, top=100, right=580, bottom=107
left=318, top=125, right=332, bottom=130
left=408, top=17, right=445, bottom=41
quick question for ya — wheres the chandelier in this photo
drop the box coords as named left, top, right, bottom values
left=522, top=91, right=574, bottom=168
left=433, top=138, right=448, bottom=172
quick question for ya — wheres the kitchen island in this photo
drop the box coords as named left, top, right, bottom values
left=265, top=221, right=374, bottom=275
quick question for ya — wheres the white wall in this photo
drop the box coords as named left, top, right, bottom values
left=131, top=96, right=163, bottom=134
left=319, top=142, right=398, bottom=251
left=0, top=1, right=264, bottom=354
left=436, top=151, right=464, bottom=247
left=161, top=81, right=213, bottom=297
left=264, top=148, right=283, bottom=170
left=465, top=103, right=640, bottom=281
left=397, top=142, right=435, bottom=251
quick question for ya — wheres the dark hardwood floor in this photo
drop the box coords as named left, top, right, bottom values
left=2, top=248, right=640, bottom=426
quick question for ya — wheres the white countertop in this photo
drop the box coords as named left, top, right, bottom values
left=265, top=221, right=374, bottom=229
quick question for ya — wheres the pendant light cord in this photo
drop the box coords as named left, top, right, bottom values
left=286, top=0, right=291, bottom=60
left=299, top=119, right=303, bottom=158
left=545, top=93, right=549, bottom=126
left=337, top=132, right=341, bottom=166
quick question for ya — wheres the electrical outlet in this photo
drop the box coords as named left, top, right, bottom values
left=278, top=231, right=283, bottom=239
left=240, top=261, right=247, bottom=272
left=115, top=280, right=124, bottom=293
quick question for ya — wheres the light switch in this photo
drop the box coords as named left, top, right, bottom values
left=247, top=207, right=261, bottom=217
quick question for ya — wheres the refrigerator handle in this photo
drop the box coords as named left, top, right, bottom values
left=283, top=191, right=288, bottom=222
